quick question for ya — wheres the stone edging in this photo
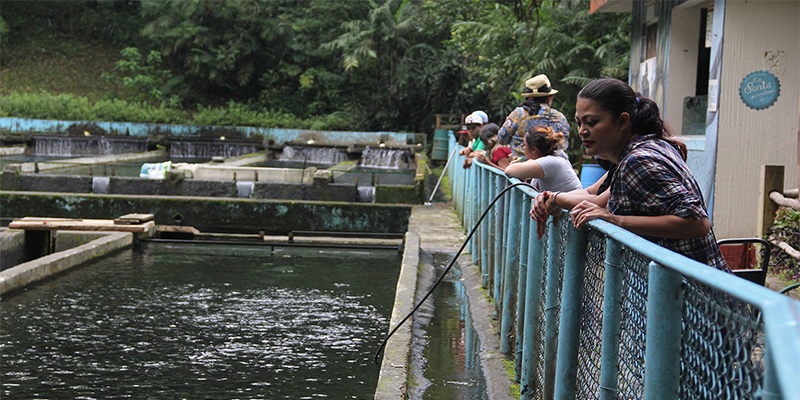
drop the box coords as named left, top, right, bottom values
left=0, top=231, right=133, bottom=297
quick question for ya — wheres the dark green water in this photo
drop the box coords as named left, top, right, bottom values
left=0, top=242, right=400, bottom=399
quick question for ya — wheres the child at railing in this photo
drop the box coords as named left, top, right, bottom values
left=503, top=125, right=582, bottom=192
left=473, top=123, right=511, bottom=171
left=531, top=78, right=730, bottom=272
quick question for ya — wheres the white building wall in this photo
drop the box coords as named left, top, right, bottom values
left=713, top=0, right=800, bottom=238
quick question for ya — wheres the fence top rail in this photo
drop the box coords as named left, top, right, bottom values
left=465, top=144, right=800, bottom=396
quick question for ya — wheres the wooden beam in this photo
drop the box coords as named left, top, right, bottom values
left=757, top=165, right=784, bottom=238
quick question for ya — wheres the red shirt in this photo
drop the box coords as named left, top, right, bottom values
left=492, top=147, right=511, bottom=164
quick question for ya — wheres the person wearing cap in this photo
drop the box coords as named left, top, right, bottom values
left=471, top=110, right=489, bottom=125
left=458, top=113, right=487, bottom=168
left=498, top=74, right=570, bottom=161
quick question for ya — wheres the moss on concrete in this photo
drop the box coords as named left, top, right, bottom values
left=503, top=359, right=521, bottom=400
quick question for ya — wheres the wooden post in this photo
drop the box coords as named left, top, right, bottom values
left=758, top=165, right=784, bottom=238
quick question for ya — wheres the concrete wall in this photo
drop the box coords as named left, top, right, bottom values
left=0, top=117, right=424, bottom=148
left=713, top=0, right=800, bottom=238
left=0, top=174, right=363, bottom=202
left=0, top=229, right=26, bottom=271
left=0, top=192, right=412, bottom=234
left=0, top=231, right=132, bottom=297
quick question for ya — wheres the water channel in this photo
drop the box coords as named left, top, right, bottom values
left=0, top=242, right=400, bottom=399
left=408, top=253, right=488, bottom=400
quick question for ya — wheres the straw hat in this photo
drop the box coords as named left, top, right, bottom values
left=522, top=74, right=558, bottom=97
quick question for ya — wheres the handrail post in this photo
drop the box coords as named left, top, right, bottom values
left=763, top=345, right=782, bottom=400
left=486, top=174, right=496, bottom=290
left=543, top=216, right=563, bottom=399
left=501, top=189, right=523, bottom=354
left=466, top=165, right=474, bottom=254
left=458, top=157, right=466, bottom=222
left=643, top=261, right=683, bottom=400
left=554, top=223, right=588, bottom=400
left=515, top=196, right=532, bottom=383
left=471, top=167, right=482, bottom=262
left=493, top=175, right=505, bottom=303
left=521, top=204, right=545, bottom=400
left=599, top=239, right=624, bottom=400
left=480, top=168, right=491, bottom=286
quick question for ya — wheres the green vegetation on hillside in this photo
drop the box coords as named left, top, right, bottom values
left=0, top=0, right=630, bottom=159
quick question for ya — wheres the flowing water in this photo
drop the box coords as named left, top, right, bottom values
left=0, top=242, right=400, bottom=399
left=360, top=147, right=413, bottom=169
left=33, top=136, right=148, bottom=156
left=279, top=146, right=348, bottom=164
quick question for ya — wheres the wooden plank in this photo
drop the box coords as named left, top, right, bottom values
left=114, top=213, right=155, bottom=225
left=158, top=225, right=200, bottom=239
left=9, top=218, right=156, bottom=233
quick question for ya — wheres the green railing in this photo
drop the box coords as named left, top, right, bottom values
left=446, top=135, right=800, bottom=400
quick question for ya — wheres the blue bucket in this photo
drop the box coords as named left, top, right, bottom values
left=580, top=164, right=606, bottom=189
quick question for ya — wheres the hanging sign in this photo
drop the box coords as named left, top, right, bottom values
left=739, top=70, right=780, bottom=110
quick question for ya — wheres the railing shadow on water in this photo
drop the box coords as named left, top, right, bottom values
left=445, top=136, right=800, bottom=400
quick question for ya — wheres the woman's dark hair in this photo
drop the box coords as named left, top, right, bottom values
left=520, top=97, right=546, bottom=115
left=479, top=123, right=501, bottom=150
left=577, top=78, right=687, bottom=160
left=524, top=125, right=565, bottom=156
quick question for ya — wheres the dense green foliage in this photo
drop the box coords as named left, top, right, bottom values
left=0, top=0, right=630, bottom=160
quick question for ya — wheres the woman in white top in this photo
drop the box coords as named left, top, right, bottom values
left=504, top=125, right=583, bottom=193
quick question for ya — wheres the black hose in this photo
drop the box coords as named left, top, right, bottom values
left=373, top=181, right=535, bottom=365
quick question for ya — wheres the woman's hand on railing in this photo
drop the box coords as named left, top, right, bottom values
left=531, top=191, right=562, bottom=239
left=570, top=200, right=617, bottom=229
left=474, top=151, right=489, bottom=164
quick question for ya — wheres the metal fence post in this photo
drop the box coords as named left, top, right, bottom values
left=521, top=205, right=545, bottom=400
left=466, top=165, right=474, bottom=254
left=599, top=239, right=624, bottom=400
left=493, top=175, right=505, bottom=304
left=543, top=216, right=563, bottom=399
left=554, top=223, right=588, bottom=400
left=480, top=168, right=491, bottom=286
left=486, top=174, right=496, bottom=290
left=501, top=189, right=523, bottom=355
left=515, top=196, right=532, bottom=383
left=643, top=261, right=683, bottom=400
left=763, top=345, right=782, bottom=400
left=500, top=186, right=511, bottom=303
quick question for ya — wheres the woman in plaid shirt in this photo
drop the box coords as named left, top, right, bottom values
left=534, top=78, right=729, bottom=271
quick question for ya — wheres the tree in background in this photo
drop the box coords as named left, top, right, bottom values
left=445, top=0, right=630, bottom=161
left=0, top=0, right=629, bottom=146
left=137, top=0, right=370, bottom=115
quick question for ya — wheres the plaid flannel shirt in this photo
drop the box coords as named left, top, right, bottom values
left=608, top=134, right=730, bottom=272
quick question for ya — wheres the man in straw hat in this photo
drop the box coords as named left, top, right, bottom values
left=498, top=74, right=570, bottom=161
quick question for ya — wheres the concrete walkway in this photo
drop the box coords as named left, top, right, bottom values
left=407, top=203, right=515, bottom=400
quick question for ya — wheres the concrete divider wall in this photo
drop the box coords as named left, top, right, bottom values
left=0, top=231, right=132, bottom=297
left=2, top=174, right=94, bottom=193
left=55, top=232, right=111, bottom=252
left=0, top=230, right=26, bottom=271
left=0, top=117, right=425, bottom=148
left=0, top=192, right=412, bottom=234
left=1, top=175, right=362, bottom=201
left=375, top=232, right=419, bottom=399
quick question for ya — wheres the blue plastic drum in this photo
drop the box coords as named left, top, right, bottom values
left=580, top=163, right=606, bottom=189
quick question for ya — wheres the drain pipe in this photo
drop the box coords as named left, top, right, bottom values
left=425, top=146, right=457, bottom=205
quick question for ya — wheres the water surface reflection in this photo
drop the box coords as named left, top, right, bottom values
left=1, top=243, right=399, bottom=399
